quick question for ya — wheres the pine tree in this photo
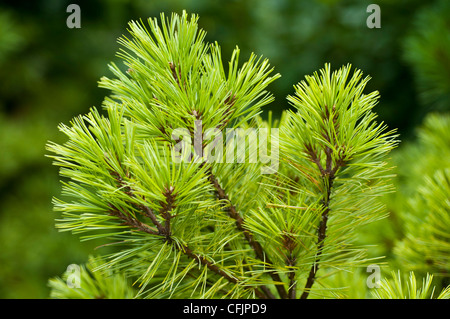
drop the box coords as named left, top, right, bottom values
left=384, top=113, right=450, bottom=289
left=46, top=11, right=446, bottom=299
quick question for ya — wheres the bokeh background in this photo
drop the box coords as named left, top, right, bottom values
left=0, top=0, right=448, bottom=298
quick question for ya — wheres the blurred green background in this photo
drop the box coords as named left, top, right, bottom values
left=0, top=0, right=448, bottom=298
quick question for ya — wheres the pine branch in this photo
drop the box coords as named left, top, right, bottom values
left=208, top=169, right=288, bottom=299
left=139, top=204, right=165, bottom=236
left=180, top=244, right=268, bottom=299
left=47, top=13, right=400, bottom=300
left=299, top=171, right=334, bottom=299
left=282, top=232, right=298, bottom=299
left=278, top=65, right=399, bottom=299
left=300, top=105, right=345, bottom=299
left=110, top=200, right=268, bottom=299
left=108, top=166, right=269, bottom=298
left=108, top=204, right=159, bottom=236
left=217, top=93, right=237, bottom=131
left=160, top=186, right=176, bottom=240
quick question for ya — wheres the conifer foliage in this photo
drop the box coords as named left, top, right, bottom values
left=47, top=11, right=401, bottom=299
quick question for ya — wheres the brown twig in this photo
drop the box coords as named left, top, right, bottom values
left=107, top=167, right=269, bottom=298
left=300, top=104, right=346, bottom=299
left=217, top=93, right=236, bottom=130
left=108, top=205, right=159, bottom=235
left=282, top=232, right=298, bottom=299
left=208, top=169, right=288, bottom=299
left=299, top=173, right=334, bottom=299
